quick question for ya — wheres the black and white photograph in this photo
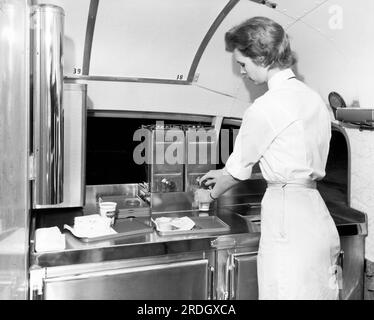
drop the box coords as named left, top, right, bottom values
left=0, top=0, right=373, bottom=310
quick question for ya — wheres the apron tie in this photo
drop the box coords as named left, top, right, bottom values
left=267, top=179, right=317, bottom=189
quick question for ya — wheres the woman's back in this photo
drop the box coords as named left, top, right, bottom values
left=252, top=69, right=332, bottom=182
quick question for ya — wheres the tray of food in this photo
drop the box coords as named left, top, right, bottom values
left=152, top=215, right=230, bottom=236
left=64, top=215, right=153, bottom=243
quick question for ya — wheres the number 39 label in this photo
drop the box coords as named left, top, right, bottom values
left=73, top=67, right=82, bottom=75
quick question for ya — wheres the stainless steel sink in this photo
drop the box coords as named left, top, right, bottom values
left=226, top=203, right=261, bottom=216
left=241, top=214, right=261, bottom=233
left=225, top=203, right=262, bottom=233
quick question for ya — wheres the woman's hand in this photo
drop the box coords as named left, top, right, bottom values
left=196, top=168, right=241, bottom=203
left=198, top=169, right=225, bottom=188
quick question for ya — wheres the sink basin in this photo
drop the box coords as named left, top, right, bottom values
left=241, top=214, right=261, bottom=233
left=227, top=203, right=261, bottom=216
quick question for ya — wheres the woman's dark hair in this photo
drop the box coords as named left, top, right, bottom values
left=225, top=16, right=297, bottom=69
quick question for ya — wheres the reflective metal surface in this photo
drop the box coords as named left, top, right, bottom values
left=86, top=109, right=213, bottom=123
left=82, top=0, right=99, bottom=75
left=42, top=259, right=209, bottom=300
left=35, top=83, right=87, bottom=209
left=232, top=252, right=258, bottom=300
left=185, top=125, right=217, bottom=192
left=213, top=237, right=259, bottom=300
left=340, top=236, right=366, bottom=299
left=0, top=0, right=30, bottom=299
left=31, top=4, right=64, bottom=205
left=65, top=74, right=191, bottom=85
left=30, top=182, right=368, bottom=300
left=85, top=184, right=141, bottom=212
left=30, top=250, right=214, bottom=300
left=145, top=125, right=185, bottom=193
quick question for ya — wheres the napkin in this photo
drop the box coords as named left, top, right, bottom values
left=64, top=214, right=116, bottom=238
left=153, top=216, right=195, bottom=231
left=35, top=227, right=65, bottom=252
left=170, top=217, right=195, bottom=230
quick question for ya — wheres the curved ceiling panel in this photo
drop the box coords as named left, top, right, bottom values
left=89, top=0, right=228, bottom=80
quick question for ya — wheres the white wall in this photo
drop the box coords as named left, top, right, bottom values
left=286, top=0, right=374, bottom=107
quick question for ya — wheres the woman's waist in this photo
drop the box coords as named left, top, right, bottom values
left=266, top=178, right=317, bottom=190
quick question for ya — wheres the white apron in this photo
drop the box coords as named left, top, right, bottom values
left=257, top=180, right=341, bottom=300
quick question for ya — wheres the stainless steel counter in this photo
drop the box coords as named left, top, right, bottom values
left=30, top=195, right=367, bottom=268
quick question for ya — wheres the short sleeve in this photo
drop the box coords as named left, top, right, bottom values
left=225, top=104, right=276, bottom=180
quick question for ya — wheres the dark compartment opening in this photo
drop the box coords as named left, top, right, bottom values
left=318, top=127, right=349, bottom=206
left=86, top=116, right=209, bottom=185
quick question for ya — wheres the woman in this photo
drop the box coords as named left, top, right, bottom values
left=196, top=16, right=341, bottom=300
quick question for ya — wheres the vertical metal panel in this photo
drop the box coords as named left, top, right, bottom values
left=185, top=126, right=217, bottom=193
left=233, top=253, right=258, bottom=300
left=31, top=4, right=64, bottom=205
left=331, top=123, right=351, bottom=207
left=35, top=83, right=87, bottom=209
left=0, top=0, right=30, bottom=299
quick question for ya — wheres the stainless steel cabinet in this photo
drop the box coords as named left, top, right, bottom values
left=340, top=235, right=366, bottom=300
left=213, top=235, right=260, bottom=300
left=31, top=254, right=214, bottom=300
left=221, top=251, right=258, bottom=300
left=230, top=252, right=258, bottom=300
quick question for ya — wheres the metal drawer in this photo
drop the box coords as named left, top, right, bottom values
left=42, top=259, right=209, bottom=300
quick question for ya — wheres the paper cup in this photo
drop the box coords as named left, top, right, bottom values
left=99, top=202, right=117, bottom=218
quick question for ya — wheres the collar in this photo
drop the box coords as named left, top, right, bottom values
left=267, top=68, right=295, bottom=90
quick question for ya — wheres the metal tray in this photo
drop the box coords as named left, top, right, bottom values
left=153, top=216, right=230, bottom=236
left=64, top=218, right=153, bottom=243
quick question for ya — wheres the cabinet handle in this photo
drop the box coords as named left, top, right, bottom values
left=230, top=265, right=235, bottom=300
left=338, top=250, right=344, bottom=270
left=209, top=266, right=215, bottom=300
left=224, top=256, right=233, bottom=300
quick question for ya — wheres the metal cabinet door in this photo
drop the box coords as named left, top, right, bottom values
left=43, top=259, right=209, bottom=300
left=232, top=253, right=258, bottom=300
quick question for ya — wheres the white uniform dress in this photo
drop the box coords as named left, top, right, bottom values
left=225, top=68, right=341, bottom=300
